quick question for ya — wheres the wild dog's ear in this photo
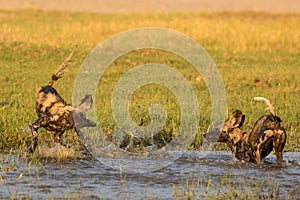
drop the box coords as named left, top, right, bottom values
left=75, top=95, right=93, bottom=111
left=228, top=110, right=245, bottom=128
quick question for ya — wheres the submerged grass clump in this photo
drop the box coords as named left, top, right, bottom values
left=0, top=10, right=299, bottom=152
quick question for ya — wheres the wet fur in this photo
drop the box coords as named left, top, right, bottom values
left=207, top=98, right=286, bottom=165
left=28, top=53, right=96, bottom=153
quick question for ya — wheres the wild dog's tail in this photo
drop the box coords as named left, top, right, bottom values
left=48, top=51, right=73, bottom=86
left=253, top=97, right=276, bottom=117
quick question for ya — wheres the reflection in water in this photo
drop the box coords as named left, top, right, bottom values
left=0, top=152, right=299, bottom=199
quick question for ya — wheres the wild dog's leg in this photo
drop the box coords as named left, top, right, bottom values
left=254, top=149, right=262, bottom=164
left=226, top=141, right=238, bottom=161
left=58, top=132, right=66, bottom=146
left=75, top=127, right=85, bottom=140
left=74, top=128, right=94, bottom=160
left=275, top=151, right=283, bottom=165
left=273, top=129, right=286, bottom=166
left=252, top=143, right=263, bottom=164
left=53, top=131, right=65, bottom=146
left=28, top=117, right=43, bottom=153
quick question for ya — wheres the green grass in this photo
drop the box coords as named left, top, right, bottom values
left=172, top=174, right=297, bottom=200
left=0, top=9, right=299, bottom=152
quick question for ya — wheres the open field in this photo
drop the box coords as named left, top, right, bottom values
left=0, top=8, right=300, bottom=199
left=1, top=0, right=300, bottom=13
left=0, top=9, right=299, bottom=153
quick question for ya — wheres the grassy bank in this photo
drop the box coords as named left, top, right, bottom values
left=0, top=9, right=299, bottom=152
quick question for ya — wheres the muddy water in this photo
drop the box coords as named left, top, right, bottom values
left=0, top=151, right=299, bottom=199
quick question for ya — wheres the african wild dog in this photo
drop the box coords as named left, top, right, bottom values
left=206, top=97, right=286, bottom=165
left=28, top=52, right=96, bottom=153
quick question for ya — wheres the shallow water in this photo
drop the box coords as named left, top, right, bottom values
left=0, top=151, right=299, bottom=199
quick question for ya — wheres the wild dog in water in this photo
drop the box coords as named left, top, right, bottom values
left=206, top=97, right=286, bottom=165
left=28, top=52, right=96, bottom=153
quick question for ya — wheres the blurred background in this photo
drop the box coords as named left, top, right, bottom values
left=1, top=0, right=300, bottom=13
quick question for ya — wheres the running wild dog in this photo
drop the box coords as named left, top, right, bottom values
left=206, top=97, right=286, bottom=165
left=28, top=52, right=96, bottom=153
